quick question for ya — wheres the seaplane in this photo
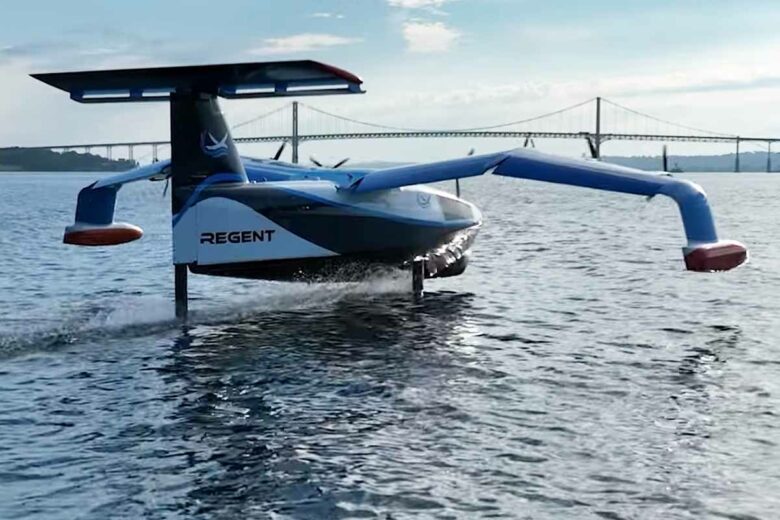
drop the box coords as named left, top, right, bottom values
left=32, top=60, right=748, bottom=319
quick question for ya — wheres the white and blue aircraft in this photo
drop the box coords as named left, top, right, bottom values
left=32, top=60, right=748, bottom=319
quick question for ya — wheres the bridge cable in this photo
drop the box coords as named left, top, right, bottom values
left=231, top=103, right=292, bottom=131
left=601, top=98, right=735, bottom=137
left=297, top=98, right=596, bottom=133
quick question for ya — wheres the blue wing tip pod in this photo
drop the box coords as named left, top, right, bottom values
left=683, top=240, right=748, bottom=272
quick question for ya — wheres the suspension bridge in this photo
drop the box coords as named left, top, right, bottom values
left=7, top=97, right=780, bottom=172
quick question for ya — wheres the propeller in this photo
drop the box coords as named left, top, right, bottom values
left=662, top=144, right=669, bottom=172
left=310, top=155, right=350, bottom=168
left=272, top=142, right=286, bottom=161
left=585, top=136, right=598, bottom=159
left=149, top=164, right=172, bottom=198
left=647, top=145, right=674, bottom=201
left=455, top=149, right=476, bottom=198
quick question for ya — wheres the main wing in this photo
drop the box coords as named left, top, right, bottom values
left=348, top=149, right=747, bottom=272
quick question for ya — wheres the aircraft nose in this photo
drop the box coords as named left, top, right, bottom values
left=437, top=193, right=482, bottom=227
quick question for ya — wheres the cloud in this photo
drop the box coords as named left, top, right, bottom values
left=0, top=41, right=87, bottom=65
left=401, top=21, right=460, bottom=53
left=388, top=0, right=450, bottom=8
left=250, top=33, right=362, bottom=55
left=0, top=30, right=177, bottom=68
left=516, top=26, right=595, bottom=44
left=362, top=69, right=780, bottom=115
left=310, top=12, right=345, bottom=19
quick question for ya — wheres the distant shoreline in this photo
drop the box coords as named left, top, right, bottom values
left=0, top=147, right=137, bottom=172
left=603, top=150, right=777, bottom=172
left=1, top=148, right=778, bottom=173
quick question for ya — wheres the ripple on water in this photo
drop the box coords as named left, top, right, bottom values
left=0, top=173, right=779, bottom=519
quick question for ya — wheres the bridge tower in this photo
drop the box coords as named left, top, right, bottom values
left=768, top=142, right=773, bottom=173
left=292, top=101, right=300, bottom=164
left=594, top=97, right=602, bottom=159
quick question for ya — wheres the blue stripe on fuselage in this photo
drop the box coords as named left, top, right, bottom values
left=172, top=173, right=246, bottom=226
left=274, top=186, right=477, bottom=229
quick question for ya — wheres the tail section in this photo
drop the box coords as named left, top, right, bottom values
left=33, top=60, right=364, bottom=259
left=169, top=93, right=246, bottom=214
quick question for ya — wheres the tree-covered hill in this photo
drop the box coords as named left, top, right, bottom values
left=0, top=148, right=137, bottom=172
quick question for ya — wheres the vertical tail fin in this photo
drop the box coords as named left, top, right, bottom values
left=32, top=60, right=363, bottom=215
left=169, top=93, right=247, bottom=214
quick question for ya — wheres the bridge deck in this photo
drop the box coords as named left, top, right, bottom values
left=7, top=131, right=779, bottom=152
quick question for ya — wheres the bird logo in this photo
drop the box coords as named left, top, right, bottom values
left=416, top=192, right=432, bottom=207
left=200, top=131, right=230, bottom=158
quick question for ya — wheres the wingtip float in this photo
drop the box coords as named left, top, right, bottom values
left=63, top=222, right=143, bottom=246
left=684, top=240, right=748, bottom=272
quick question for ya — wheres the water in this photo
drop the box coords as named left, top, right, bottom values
left=1, top=171, right=779, bottom=519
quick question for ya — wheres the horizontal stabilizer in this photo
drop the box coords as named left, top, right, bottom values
left=32, top=61, right=364, bottom=103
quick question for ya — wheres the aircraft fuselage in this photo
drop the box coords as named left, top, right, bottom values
left=177, top=180, right=481, bottom=281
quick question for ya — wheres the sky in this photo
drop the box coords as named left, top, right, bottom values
left=2, top=0, right=780, bottom=163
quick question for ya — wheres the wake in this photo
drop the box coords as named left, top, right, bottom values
left=0, top=269, right=411, bottom=359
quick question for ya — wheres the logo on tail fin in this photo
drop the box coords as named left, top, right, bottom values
left=200, top=131, right=229, bottom=158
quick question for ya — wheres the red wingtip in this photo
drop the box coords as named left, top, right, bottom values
left=684, top=240, right=748, bottom=272
left=313, top=61, right=363, bottom=85
left=63, top=223, right=143, bottom=246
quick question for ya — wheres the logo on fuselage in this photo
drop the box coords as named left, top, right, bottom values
left=200, top=131, right=230, bottom=158
left=416, top=192, right=432, bottom=207
left=200, top=230, right=276, bottom=244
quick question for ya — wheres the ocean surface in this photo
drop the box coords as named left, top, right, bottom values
left=0, top=171, right=778, bottom=519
